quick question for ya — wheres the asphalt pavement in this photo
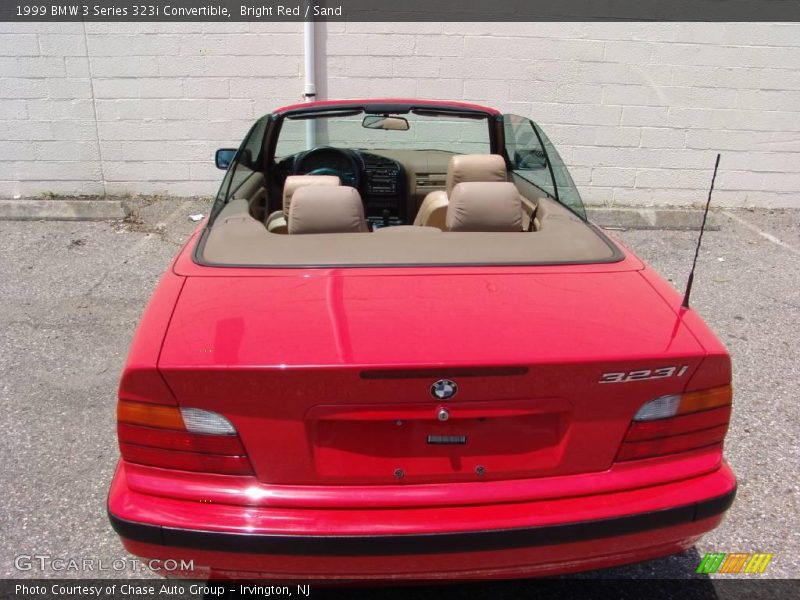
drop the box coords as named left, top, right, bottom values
left=0, top=200, right=797, bottom=591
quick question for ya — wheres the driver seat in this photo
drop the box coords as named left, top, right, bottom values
left=413, top=154, right=508, bottom=230
left=266, top=175, right=341, bottom=234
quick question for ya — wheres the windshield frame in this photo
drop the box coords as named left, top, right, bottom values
left=271, top=108, right=496, bottom=160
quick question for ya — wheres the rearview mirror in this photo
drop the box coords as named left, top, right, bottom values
left=362, top=115, right=409, bottom=131
left=215, top=148, right=237, bottom=170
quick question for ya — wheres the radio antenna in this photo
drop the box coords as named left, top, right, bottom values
left=682, top=153, right=721, bottom=309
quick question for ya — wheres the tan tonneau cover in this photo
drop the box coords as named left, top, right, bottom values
left=200, top=197, right=618, bottom=267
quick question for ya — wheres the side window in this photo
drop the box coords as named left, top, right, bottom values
left=533, top=122, right=586, bottom=220
left=215, top=117, right=268, bottom=204
left=503, top=114, right=553, bottom=198
left=502, top=114, right=586, bottom=220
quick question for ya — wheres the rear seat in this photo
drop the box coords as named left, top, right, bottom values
left=414, top=154, right=508, bottom=230
left=267, top=175, right=340, bottom=233
left=288, top=186, right=369, bottom=234
left=445, top=182, right=523, bottom=232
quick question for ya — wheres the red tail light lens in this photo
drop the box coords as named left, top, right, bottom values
left=117, top=423, right=246, bottom=455
left=616, top=385, right=732, bottom=462
left=117, top=400, right=253, bottom=476
left=118, top=443, right=253, bottom=475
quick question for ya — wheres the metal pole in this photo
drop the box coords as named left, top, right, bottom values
left=303, top=16, right=317, bottom=149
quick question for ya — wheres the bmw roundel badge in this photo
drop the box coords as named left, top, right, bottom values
left=430, top=379, right=458, bottom=400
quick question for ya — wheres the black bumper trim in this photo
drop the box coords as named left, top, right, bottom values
left=109, top=487, right=735, bottom=557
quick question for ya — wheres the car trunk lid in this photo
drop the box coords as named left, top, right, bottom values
left=158, top=268, right=707, bottom=485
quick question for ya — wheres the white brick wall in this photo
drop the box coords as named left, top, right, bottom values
left=1, top=21, right=799, bottom=207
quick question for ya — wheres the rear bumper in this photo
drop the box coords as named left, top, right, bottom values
left=108, top=460, right=736, bottom=579
left=110, top=490, right=734, bottom=557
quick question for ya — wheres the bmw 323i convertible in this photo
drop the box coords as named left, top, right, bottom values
left=108, top=99, right=736, bottom=581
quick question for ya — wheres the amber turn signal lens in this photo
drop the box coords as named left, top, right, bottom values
left=117, top=400, right=185, bottom=431
left=676, top=384, right=732, bottom=415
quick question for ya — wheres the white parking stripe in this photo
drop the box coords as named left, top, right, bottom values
left=722, top=210, right=800, bottom=256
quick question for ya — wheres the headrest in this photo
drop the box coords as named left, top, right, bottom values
left=282, top=175, right=340, bottom=214
left=446, top=154, right=507, bottom=196
left=445, top=182, right=523, bottom=232
left=288, top=186, right=368, bottom=235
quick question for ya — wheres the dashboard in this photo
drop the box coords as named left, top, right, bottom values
left=276, top=147, right=408, bottom=228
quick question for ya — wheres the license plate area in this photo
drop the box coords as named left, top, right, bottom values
left=306, top=399, right=571, bottom=484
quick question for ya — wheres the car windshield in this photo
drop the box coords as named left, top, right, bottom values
left=204, top=104, right=608, bottom=269
left=275, top=110, right=491, bottom=158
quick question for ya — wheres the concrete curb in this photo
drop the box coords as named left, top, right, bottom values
left=0, top=197, right=721, bottom=231
left=586, top=207, right=720, bottom=231
left=0, top=199, right=126, bottom=221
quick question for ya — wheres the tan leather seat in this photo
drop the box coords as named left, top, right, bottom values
left=288, top=186, right=368, bottom=234
left=413, top=154, right=508, bottom=230
left=445, top=182, right=523, bottom=232
left=266, top=175, right=341, bottom=233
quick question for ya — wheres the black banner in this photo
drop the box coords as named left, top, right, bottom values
left=2, top=579, right=800, bottom=600
left=2, top=0, right=800, bottom=22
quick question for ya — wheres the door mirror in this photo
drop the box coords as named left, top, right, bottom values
left=362, top=115, right=409, bottom=131
left=215, top=148, right=237, bottom=170
left=514, top=149, right=547, bottom=170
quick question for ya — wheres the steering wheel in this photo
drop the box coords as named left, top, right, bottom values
left=293, top=146, right=361, bottom=189
left=307, top=167, right=342, bottom=177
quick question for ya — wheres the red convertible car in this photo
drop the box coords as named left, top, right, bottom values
left=108, top=99, right=736, bottom=581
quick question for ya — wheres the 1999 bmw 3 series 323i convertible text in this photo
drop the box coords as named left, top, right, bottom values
left=108, top=99, right=736, bottom=581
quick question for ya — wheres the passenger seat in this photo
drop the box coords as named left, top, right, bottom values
left=413, top=154, right=507, bottom=230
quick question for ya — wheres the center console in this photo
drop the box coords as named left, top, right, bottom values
left=361, top=153, right=407, bottom=227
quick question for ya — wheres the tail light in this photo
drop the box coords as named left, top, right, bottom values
left=117, top=400, right=253, bottom=476
left=616, top=384, right=732, bottom=462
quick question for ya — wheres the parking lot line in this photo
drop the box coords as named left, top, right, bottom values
left=722, top=210, right=800, bottom=256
